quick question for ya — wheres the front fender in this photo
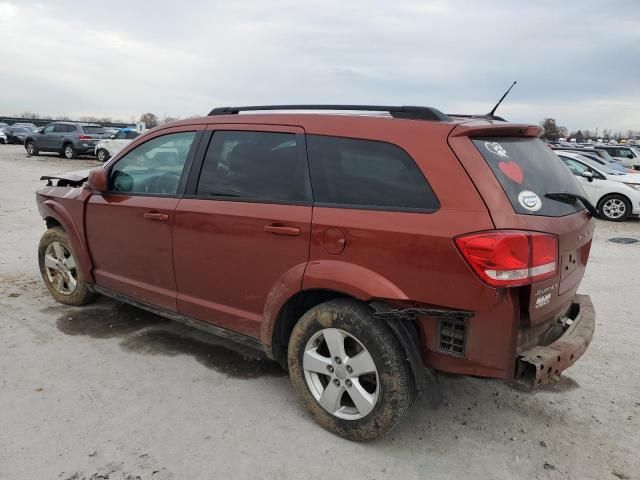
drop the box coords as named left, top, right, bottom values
left=39, top=194, right=94, bottom=283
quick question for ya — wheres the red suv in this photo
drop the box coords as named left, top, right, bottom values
left=36, top=105, right=595, bottom=441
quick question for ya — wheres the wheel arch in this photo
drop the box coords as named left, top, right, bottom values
left=39, top=201, right=94, bottom=283
left=596, top=192, right=632, bottom=217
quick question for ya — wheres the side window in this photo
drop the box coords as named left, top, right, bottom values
left=65, top=124, right=77, bottom=133
left=114, top=130, right=127, bottom=139
left=43, top=124, right=55, bottom=134
left=53, top=124, right=67, bottom=133
left=560, top=157, right=588, bottom=175
left=126, top=131, right=139, bottom=140
left=306, top=135, right=439, bottom=211
left=196, top=131, right=309, bottom=203
left=110, top=131, right=196, bottom=195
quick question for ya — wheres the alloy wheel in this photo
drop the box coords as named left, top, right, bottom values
left=303, top=328, right=379, bottom=420
left=602, top=198, right=626, bottom=219
left=44, top=242, right=78, bottom=295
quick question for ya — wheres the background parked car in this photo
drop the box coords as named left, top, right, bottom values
left=555, top=151, right=640, bottom=221
left=0, top=130, right=6, bottom=144
left=595, top=145, right=640, bottom=169
left=24, top=122, right=109, bottom=159
left=5, top=126, right=33, bottom=144
left=95, top=127, right=140, bottom=162
left=12, top=122, right=38, bottom=130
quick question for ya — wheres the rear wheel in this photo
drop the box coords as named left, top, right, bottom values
left=96, top=148, right=109, bottom=162
left=38, top=227, right=95, bottom=305
left=63, top=143, right=77, bottom=159
left=25, top=141, right=39, bottom=156
left=598, top=194, right=631, bottom=221
left=288, top=299, right=414, bottom=441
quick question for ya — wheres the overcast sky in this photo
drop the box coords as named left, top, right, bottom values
left=1, top=0, right=639, bottom=132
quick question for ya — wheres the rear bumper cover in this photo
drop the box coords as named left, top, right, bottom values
left=516, top=293, right=594, bottom=386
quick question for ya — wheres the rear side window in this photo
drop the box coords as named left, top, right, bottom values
left=83, top=126, right=106, bottom=134
left=125, top=131, right=139, bottom=140
left=472, top=137, right=584, bottom=216
left=307, top=135, right=439, bottom=211
left=196, top=131, right=310, bottom=203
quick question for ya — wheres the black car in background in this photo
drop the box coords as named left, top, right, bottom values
left=5, top=126, right=34, bottom=144
left=24, top=122, right=109, bottom=158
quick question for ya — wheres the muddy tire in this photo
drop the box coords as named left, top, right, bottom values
left=598, top=194, right=631, bottom=222
left=63, top=143, right=77, bottom=159
left=38, top=227, right=95, bottom=306
left=25, top=141, right=39, bottom=156
left=288, top=298, right=414, bottom=441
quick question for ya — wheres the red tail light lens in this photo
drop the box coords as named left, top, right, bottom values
left=79, top=135, right=91, bottom=140
left=455, top=231, right=558, bottom=287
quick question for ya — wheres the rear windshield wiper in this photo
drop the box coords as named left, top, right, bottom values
left=545, top=192, right=598, bottom=217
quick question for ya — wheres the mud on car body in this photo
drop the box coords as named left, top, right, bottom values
left=35, top=105, right=595, bottom=441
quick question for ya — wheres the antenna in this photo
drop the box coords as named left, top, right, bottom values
left=487, top=81, right=517, bottom=117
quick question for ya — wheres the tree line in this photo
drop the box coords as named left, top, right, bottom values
left=12, top=111, right=188, bottom=129
left=539, top=118, right=637, bottom=142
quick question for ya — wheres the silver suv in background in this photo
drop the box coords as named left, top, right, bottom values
left=24, top=122, right=109, bottom=159
left=595, top=145, right=640, bottom=170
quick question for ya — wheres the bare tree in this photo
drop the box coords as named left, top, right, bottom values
left=17, top=111, right=39, bottom=119
left=540, top=118, right=561, bottom=140
left=139, top=112, right=159, bottom=129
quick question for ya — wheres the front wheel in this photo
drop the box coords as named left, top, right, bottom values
left=598, top=194, right=631, bottom=221
left=96, top=148, right=110, bottom=162
left=63, top=144, right=77, bottom=159
left=25, top=141, right=39, bottom=156
left=38, top=227, right=95, bottom=305
left=288, top=299, right=414, bottom=441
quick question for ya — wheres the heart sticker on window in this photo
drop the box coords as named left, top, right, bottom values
left=498, top=161, right=523, bottom=184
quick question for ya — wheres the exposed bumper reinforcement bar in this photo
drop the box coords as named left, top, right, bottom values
left=516, top=294, right=595, bottom=387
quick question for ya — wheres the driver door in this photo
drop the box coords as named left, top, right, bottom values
left=85, top=126, right=202, bottom=311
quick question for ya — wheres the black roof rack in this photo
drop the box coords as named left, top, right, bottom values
left=208, top=105, right=451, bottom=122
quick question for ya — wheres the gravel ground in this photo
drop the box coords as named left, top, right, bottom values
left=0, top=143, right=639, bottom=480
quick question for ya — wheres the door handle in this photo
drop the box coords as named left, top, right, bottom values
left=264, top=225, right=301, bottom=236
left=143, top=212, right=169, bottom=221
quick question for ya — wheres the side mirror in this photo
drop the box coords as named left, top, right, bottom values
left=85, top=167, right=108, bottom=193
left=581, top=171, right=594, bottom=182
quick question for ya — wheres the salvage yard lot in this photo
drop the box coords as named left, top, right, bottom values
left=0, top=144, right=638, bottom=480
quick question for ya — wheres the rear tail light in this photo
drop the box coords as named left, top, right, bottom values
left=79, top=135, right=91, bottom=140
left=455, top=230, right=558, bottom=287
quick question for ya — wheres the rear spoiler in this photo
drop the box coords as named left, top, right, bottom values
left=449, top=121, right=541, bottom=138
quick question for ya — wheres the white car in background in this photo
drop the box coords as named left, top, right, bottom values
left=94, top=128, right=140, bottom=162
left=0, top=130, right=6, bottom=144
left=556, top=151, right=640, bottom=221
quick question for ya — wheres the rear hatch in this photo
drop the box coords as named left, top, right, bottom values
left=448, top=123, right=594, bottom=329
left=81, top=125, right=109, bottom=144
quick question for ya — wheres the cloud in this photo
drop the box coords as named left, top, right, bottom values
left=1, top=0, right=639, bottom=130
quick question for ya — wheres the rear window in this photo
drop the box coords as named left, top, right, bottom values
left=307, top=135, right=439, bottom=211
left=83, top=126, right=106, bottom=134
left=472, top=137, right=584, bottom=217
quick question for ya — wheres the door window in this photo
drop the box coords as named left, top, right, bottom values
left=196, top=131, right=310, bottom=203
left=109, top=131, right=196, bottom=195
left=43, top=124, right=55, bottom=134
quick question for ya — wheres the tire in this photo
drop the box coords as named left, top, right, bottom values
left=63, top=143, right=77, bottom=159
left=96, top=148, right=109, bottom=162
left=598, top=194, right=631, bottom=222
left=25, top=141, right=39, bottom=156
left=288, top=298, right=414, bottom=441
left=38, top=227, right=95, bottom=306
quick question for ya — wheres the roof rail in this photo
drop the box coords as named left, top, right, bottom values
left=208, top=105, right=451, bottom=122
left=448, top=113, right=507, bottom=121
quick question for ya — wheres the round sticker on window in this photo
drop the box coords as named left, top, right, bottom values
left=518, top=190, right=542, bottom=212
left=485, top=141, right=509, bottom=158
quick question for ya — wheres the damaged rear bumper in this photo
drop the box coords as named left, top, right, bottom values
left=516, top=294, right=595, bottom=387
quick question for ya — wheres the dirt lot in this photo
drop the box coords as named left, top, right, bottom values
left=0, top=143, right=639, bottom=480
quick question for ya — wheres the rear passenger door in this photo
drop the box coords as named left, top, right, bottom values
left=173, top=125, right=312, bottom=338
